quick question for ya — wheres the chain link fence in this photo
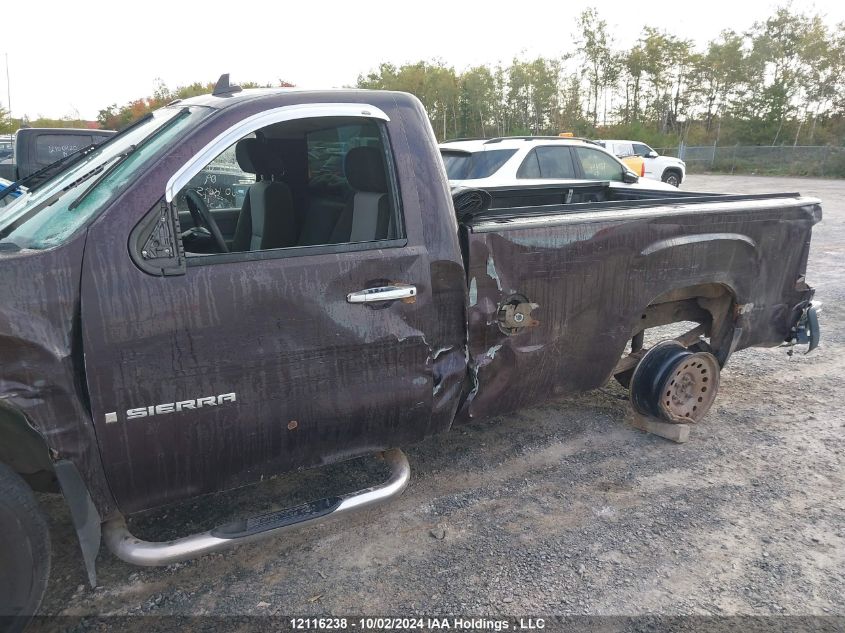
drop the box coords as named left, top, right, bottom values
left=652, top=145, right=845, bottom=178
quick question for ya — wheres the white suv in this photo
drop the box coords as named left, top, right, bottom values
left=439, top=137, right=677, bottom=191
left=597, top=140, right=685, bottom=187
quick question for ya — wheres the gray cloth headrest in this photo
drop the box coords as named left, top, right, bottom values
left=236, top=138, right=285, bottom=178
left=236, top=138, right=260, bottom=174
left=345, top=146, right=388, bottom=193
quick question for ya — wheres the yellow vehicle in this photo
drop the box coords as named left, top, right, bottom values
left=558, top=133, right=644, bottom=177
left=620, top=154, right=645, bottom=177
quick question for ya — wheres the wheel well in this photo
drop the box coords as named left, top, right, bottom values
left=0, top=403, right=58, bottom=492
left=638, top=283, right=734, bottom=334
left=614, top=283, right=737, bottom=378
left=635, top=284, right=734, bottom=338
left=0, top=403, right=100, bottom=587
left=662, top=167, right=682, bottom=178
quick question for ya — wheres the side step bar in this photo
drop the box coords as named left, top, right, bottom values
left=103, top=448, right=410, bottom=567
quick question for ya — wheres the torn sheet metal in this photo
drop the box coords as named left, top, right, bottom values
left=459, top=200, right=820, bottom=422
left=0, top=235, right=118, bottom=517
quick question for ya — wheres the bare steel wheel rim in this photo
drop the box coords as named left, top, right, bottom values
left=658, top=352, right=719, bottom=423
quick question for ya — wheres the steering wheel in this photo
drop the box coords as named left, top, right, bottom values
left=185, top=190, right=229, bottom=253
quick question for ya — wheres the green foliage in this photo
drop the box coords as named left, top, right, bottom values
left=27, top=117, right=88, bottom=128
left=0, top=105, right=11, bottom=135
left=595, top=121, right=675, bottom=149
left=1, top=105, right=90, bottom=134
left=355, top=6, right=845, bottom=150
left=16, top=6, right=845, bottom=165
left=359, top=60, right=462, bottom=138
left=576, top=8, right=613, bottom=127
left=97, top=78, right=280, bottom=130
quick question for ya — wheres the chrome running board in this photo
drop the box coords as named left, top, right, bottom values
left=103, top=448, right=410, bottom=567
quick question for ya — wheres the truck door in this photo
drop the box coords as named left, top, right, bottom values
left=81, top=105, right=440, bottom=513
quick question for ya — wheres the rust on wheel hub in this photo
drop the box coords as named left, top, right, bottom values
left=659, top=352, right=720, bottom=423
left=630, top=340, right=721, bottom=424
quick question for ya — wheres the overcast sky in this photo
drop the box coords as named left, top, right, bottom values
left=4, top=0, right=844, bottom=121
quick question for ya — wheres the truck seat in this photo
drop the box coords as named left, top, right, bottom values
left=231, top=138, right=298, bottom=252
left=328, top=147, right=391, bottom=244
left=296, top=195, right=346, bottom=246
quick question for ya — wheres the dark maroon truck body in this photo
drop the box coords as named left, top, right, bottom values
left=461, top=196, right=819, bottom=421
left=0, top=89, right=820, bottom=528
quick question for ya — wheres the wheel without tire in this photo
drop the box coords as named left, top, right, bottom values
left=630, top=340, right=720, bottom=423
left=0, top=463, right=51, bottom=633
left=662, top=170, right=681, bottom=187
left=658, top=351, right=719, bottom=422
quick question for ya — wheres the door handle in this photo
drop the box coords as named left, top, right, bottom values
left=347, top=283, right=417, bottom=304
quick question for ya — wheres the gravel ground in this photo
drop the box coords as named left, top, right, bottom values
left=34, top=175, right=844, bottom=627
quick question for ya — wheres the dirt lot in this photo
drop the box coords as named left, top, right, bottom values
left=35, top=174, right=844, bottom=625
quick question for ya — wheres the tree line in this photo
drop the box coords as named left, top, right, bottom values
left=2, top=6, right=843, bottom=150
left=0, top=79, right=285, bottom=135
left=357, top=7, right=845, bottom=148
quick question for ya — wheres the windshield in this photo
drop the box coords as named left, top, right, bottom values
left=441, top=149, right=517, bottom=180
left=0, top=107, right=207, bottom=250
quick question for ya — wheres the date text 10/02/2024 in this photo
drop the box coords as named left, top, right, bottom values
left=289, top=618, right=546, bottom=630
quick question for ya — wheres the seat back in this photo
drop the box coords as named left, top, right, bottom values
left=231, top=138, right=298, bottom=252
left=328, top=146, right=391, bottom=244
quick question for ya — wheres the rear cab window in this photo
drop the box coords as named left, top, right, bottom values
left=614, top=143, right=635, bottom=157
left=34, top=135, right=95, bottom=167
left=33, top=133, right=115, bottom=169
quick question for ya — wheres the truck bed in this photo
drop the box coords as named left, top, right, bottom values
left=456, top=184, right=820, bottom=420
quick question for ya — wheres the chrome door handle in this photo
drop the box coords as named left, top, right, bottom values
left=347, top=283, right=417, bottom=304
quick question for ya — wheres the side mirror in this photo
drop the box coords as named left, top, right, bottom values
left=622, top=170, right=639, bottom=184
left=647, top=150, right=658, bottom=158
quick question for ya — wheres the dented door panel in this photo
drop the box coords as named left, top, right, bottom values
left=78, top=91, right=468, bottom=514
left=461, top=199, right=820, bottom=421
left=82, top=241, right=437, bottom=513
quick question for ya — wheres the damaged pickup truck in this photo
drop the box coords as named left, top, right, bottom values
left=0, top=78, right=821, bottom=625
